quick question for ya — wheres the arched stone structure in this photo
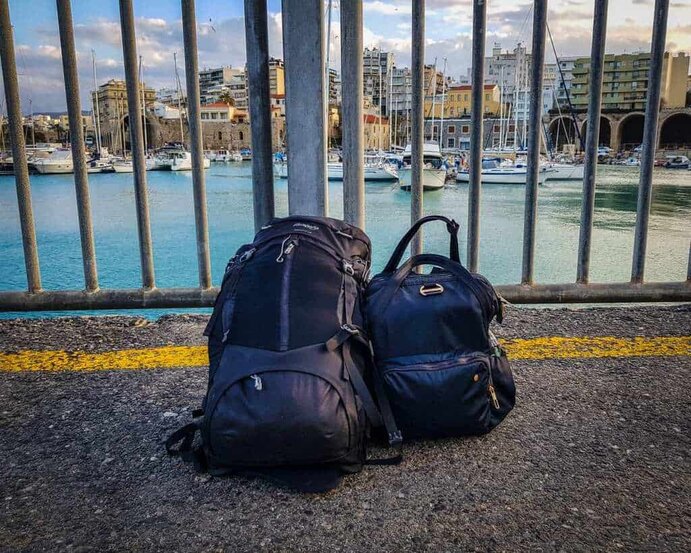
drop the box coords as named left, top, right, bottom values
left=618, top=113, right=645, bottom=150
left=580, top=116, right=612, bottom=149
left=548, top=116, right=581, bottom=152
left=658, top=112, right=691, bottom=149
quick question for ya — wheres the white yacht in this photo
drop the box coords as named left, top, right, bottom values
left=274, top=158, right=398, bottom=182
left=156, top=149, right=210, bottom=171
left=32, top=149, right=74, bottom=174
left=399, top=143, right=447, bottom=191
left=112, top=159, right=134, bottom=173
left=544, top=162, right=584, bottom=181
left=456, top=157, right=548, bottom=185
left=210, top=149, right=242, bottom=162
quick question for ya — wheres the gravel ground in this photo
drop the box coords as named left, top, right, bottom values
left=0, top=305, right=690, bottom=552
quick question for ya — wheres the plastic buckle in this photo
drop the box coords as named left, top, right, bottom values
left=342, top=259, right=355, bottom=276
left=446, top=219, right=460, bottom=234
left=239, top=248, right=255, bottom=262
left=388, top=430, right=403, bottom=446
left=341, top=323, right=359, bottom=335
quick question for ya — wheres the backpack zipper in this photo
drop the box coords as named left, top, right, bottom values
left=277, top=237, right=298, bottom=350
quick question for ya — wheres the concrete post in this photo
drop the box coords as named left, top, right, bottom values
left=244, top=0, right=276, bottom=232
left=281, top=0, right=328, bottom=216
left=181, top=0, right=212, bottom=288
left=340, top=0, right=365, bottom=229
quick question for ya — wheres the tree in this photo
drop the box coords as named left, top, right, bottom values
left=218, top=92, right=235, bottom=107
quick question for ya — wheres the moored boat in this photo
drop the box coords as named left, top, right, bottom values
left=399, top=143, right=447, bottom=191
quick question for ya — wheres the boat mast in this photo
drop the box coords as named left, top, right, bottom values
left=29, top=98, right=35, bottom=147
left=388, top=63, right=394, bottom=150
left=91, top=50, right=102, bottom=155
left=430, top=57, right=437, bottom=143
left=439, top=57, right=447, bottom=151
left=498, top=67, right=504, bottom=150
left=378, top=46, right=384, bottom=151
left=173, top=52, right=184, bottom=145
left=324, top=0, right=332, bottom=148
left=139, top=55, right=148, bottom=153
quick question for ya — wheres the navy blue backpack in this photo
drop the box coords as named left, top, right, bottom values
left=365, top=215, right=515, bottom=440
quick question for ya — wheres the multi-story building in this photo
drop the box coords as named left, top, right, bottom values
left=424, top=84, right=502, bottom=118
left=269, top=58, right=285, bottom=95
left=390, top=66, right=412, bottom=114
left=482, top=43, right=530, bottom=99
left=571, top=51, right=689, bottom=110
left=92, top=79, right=156, bottom=152
left=156, top=87, right=185, bottom=107
left=199, top=66, right=243, bottom=105
left=552, top=56, right=579, bottom=109
left=327, top=68, right=340, bottom=105
left=363, top=47, right=395, bottom=115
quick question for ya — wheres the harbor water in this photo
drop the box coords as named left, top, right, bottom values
left=0, top=163, right=689, bottom=318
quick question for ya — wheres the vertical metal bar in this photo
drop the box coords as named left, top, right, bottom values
left=118, top=0, right=155, bottom=288
left=181, top=0, right=211, bottom=289
left=687, top=242, right=691, bottom=281
left=467, top=0, right=486, bottom=272
left=521, top=0, right=548, bottom=285
left=631, top=0, right=669, bottom=283
left=281, top=0, right=328, bottom=216
left=244, top=0, right=275, bottom=232
left=576, top=0, right=609, bottom=284
left=410, top=0, right=425, bottom=256
left=340, top=0, right=365, bottom=229
left=0, top=0, right=41, bottom=292
left=56, top=0, right=99, bottom=292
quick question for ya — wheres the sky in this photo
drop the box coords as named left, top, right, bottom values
left=1, top=0, right=690, bottom=113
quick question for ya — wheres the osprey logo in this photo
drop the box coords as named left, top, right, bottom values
left=293, top=223, right=319, bottom=231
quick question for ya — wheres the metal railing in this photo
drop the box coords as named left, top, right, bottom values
left=0, top=0, right=688, bottom=312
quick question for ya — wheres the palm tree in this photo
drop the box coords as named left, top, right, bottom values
left=218, top=92, right=235, bottom=107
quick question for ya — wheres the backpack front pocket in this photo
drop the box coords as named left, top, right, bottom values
left=205, top=369, right=353, bottom=467
left=382, top=354, right=494, bottom=439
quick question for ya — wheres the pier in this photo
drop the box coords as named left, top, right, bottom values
left=1, top=305, right=690, bottom=550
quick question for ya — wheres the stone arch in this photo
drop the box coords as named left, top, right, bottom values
left=659, top=112, right=691, bottom=149
left=548, top=116, right=581, bottom=152
left=580, top=116, right=612, bottom=148
left=121, top=114, right=159, bottom=152
left=618, top=113, right=645, bottom=150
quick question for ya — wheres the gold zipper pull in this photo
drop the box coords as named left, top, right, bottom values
left=488, top=385, right=500, bottom=410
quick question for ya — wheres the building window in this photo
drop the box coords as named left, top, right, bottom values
left=447, top=125, right=455, bottom=134
left=462, top=125, right=470, bottom=133
left=447, top=137, right=455, bottom=148
left=218, top=131, right=222, bottom=140
left=493, top=125, right=500, bottom=133
left=239, top=131, right=244, bottom=141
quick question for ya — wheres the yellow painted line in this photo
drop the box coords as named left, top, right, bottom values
left=503, top=336, right=691, bottom=360
left=0, top=336, right=689, bottom=373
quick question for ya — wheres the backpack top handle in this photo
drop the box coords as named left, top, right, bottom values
left=383, top=215, right=460, bottom=273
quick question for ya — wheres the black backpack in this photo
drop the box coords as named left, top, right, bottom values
left=365, top=215, right=516, bottom=440
left=166, top=216, right=398, bottom=492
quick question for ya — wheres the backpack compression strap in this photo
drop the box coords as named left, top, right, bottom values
left=165, top=420, right=207, bottom=472
left=325, top=325, right=402, bottom=449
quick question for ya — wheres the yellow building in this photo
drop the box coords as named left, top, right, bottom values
left=424, top=84, right=501, bottom=118
left=571, top=51, right=689, bottom=110
left=269, top=58, right=285, bottom=96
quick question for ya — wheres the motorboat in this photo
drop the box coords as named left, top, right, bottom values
left=240, top=148, right=252, bottom=161
left=112, top=159, right=134, bottom=173
left=32, top=148, right=74, bottom=174
left=399, top=143, right=447, bottom=191
left=212, top=150, right=242, bottom=162
left=663, top=155, right=689, bottom=169
left=456, top=157, right=548, bottom=185
left=87, top=158, right=115, bottom=173
left=155, top=149, right=210, bottom=171
left=543, top=162, right=584, bottom=181
left=327, top=161, right=398, bottom=181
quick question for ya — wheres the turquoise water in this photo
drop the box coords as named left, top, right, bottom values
left=1, top=163, right=689, bottom=318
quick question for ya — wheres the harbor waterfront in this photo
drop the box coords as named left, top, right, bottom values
left=1, top=162, right=689, bottom=318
